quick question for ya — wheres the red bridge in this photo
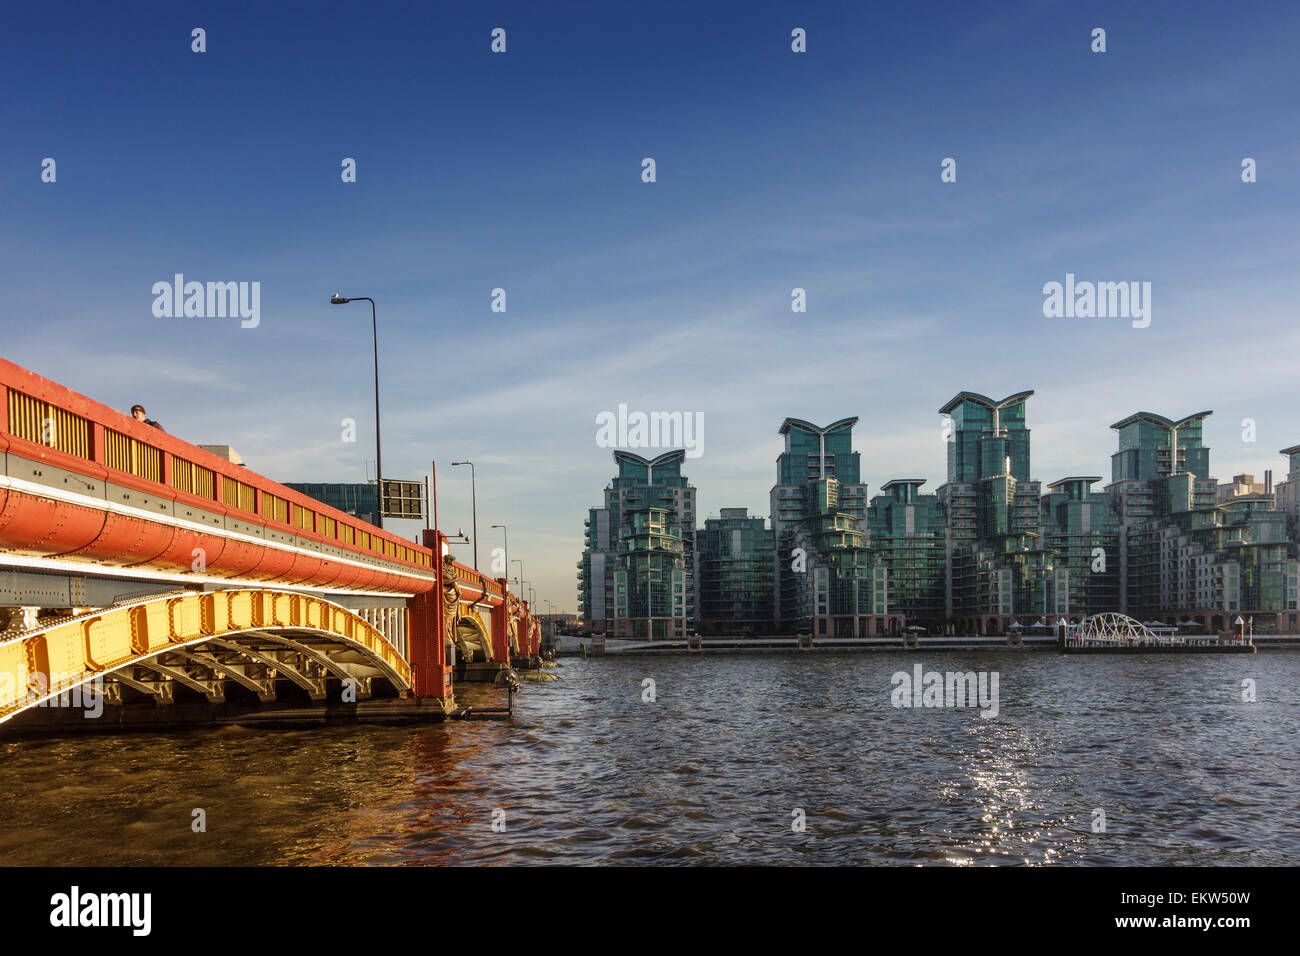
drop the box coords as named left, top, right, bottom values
left=0, top=357, right=539, bottom=732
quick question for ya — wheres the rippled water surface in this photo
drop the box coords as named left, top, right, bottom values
left=3, top=651, right=1298, bottom=865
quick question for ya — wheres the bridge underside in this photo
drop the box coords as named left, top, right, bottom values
left=0, top=588, right=460, bottom=735
left=1, top=551, right=545, bottom=735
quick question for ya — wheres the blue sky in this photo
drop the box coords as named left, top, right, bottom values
left=3, top=0, right=1299, bottom=611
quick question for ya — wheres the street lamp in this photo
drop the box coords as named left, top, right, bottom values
left=330, top=294, right=383, bottom=529
left=451, top=461, right=477, bottom=570
left=491, top=524, right=508, bottom=584
left=511, top=559, right=523, bottom=600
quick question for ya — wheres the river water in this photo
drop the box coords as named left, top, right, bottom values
left=2, top=651, right=1297, bottom=866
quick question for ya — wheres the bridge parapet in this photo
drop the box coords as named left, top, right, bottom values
left=0, top=358, right=435, bottom=594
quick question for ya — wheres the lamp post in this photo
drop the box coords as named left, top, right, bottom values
left=491, top=524, right=508, bottom=585
left=511, top=560, right=523, bottom=600
left=451, top=461, right=477, bottom=570
left=429, top=460, right=438, bottom=532
left=330, top=294, right=383, bottom=529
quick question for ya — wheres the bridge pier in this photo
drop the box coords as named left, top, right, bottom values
left=406, top=531, right=456, bottom=710
left=459, top=661, right=513, bottom=683
left=490, top=588, right=512, bottom=663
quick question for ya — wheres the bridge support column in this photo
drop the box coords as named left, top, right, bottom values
left=490, top=587, right=511, bottom=662
left=407, top=530, right=453, bottom=707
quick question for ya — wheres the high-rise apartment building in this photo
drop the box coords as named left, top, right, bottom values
left=1110, top=411, right=1212, bottom=484
left=1273, top=446, right=1300, bottom=523
left=1039, top=477, right=1121, bottom=618
left=579, top=450, right=696, bottom=640
left=936, top=391, right=1047, bottom=633
left=697, top=508, right=776, bottom=635
left=578, top=400, right=1300, bottom=639
left=1106, top=412, right=1298, bottom=631
left=866, top=479, right=945, bottom=628
left=769, top=418, right=890, bottom=636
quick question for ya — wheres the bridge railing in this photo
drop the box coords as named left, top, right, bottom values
left=444, top=560, right=509, bottom=602
left=1, top=357, right=432, bottom=575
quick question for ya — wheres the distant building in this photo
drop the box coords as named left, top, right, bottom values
left=537, top=613, right=580, bottom=648
left=283, top=482, right=378, bottom=526
left=1276, top=446, right=1300, bottom=522
left=1110, top=410, right=1212, bottom=483
left=199, top=444, right=244, bottom=465
left=1039, top=477, right=1120, bottom=619
left=937, top=391, right=1047, bottom=634
left=579, top=451, right=696, bottom=640
left=1271, top=446, right=1300, bottom=630
left=867, top=480, right=945, bottom=629
left=770, top=418, right=892, bottom=637
left=697, top=508, right=775, bottom=635
left=1217, top=473, right=1272, bottom=503
left=1107, top=411, right=1217, bottom=619
left=576, top=394, right=1300, bottom=638
left=1106, top=412, right=1298, bottom=632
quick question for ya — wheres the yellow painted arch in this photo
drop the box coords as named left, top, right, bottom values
left=454, top=606, right=494, bottom=660
left=0, top=589, right=411, bottom=725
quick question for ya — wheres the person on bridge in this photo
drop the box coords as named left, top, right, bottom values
left=131, top=405, right=165, bottom=431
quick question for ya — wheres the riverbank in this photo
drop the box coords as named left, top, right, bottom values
left=570, top=634, right=1300, bottom=655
